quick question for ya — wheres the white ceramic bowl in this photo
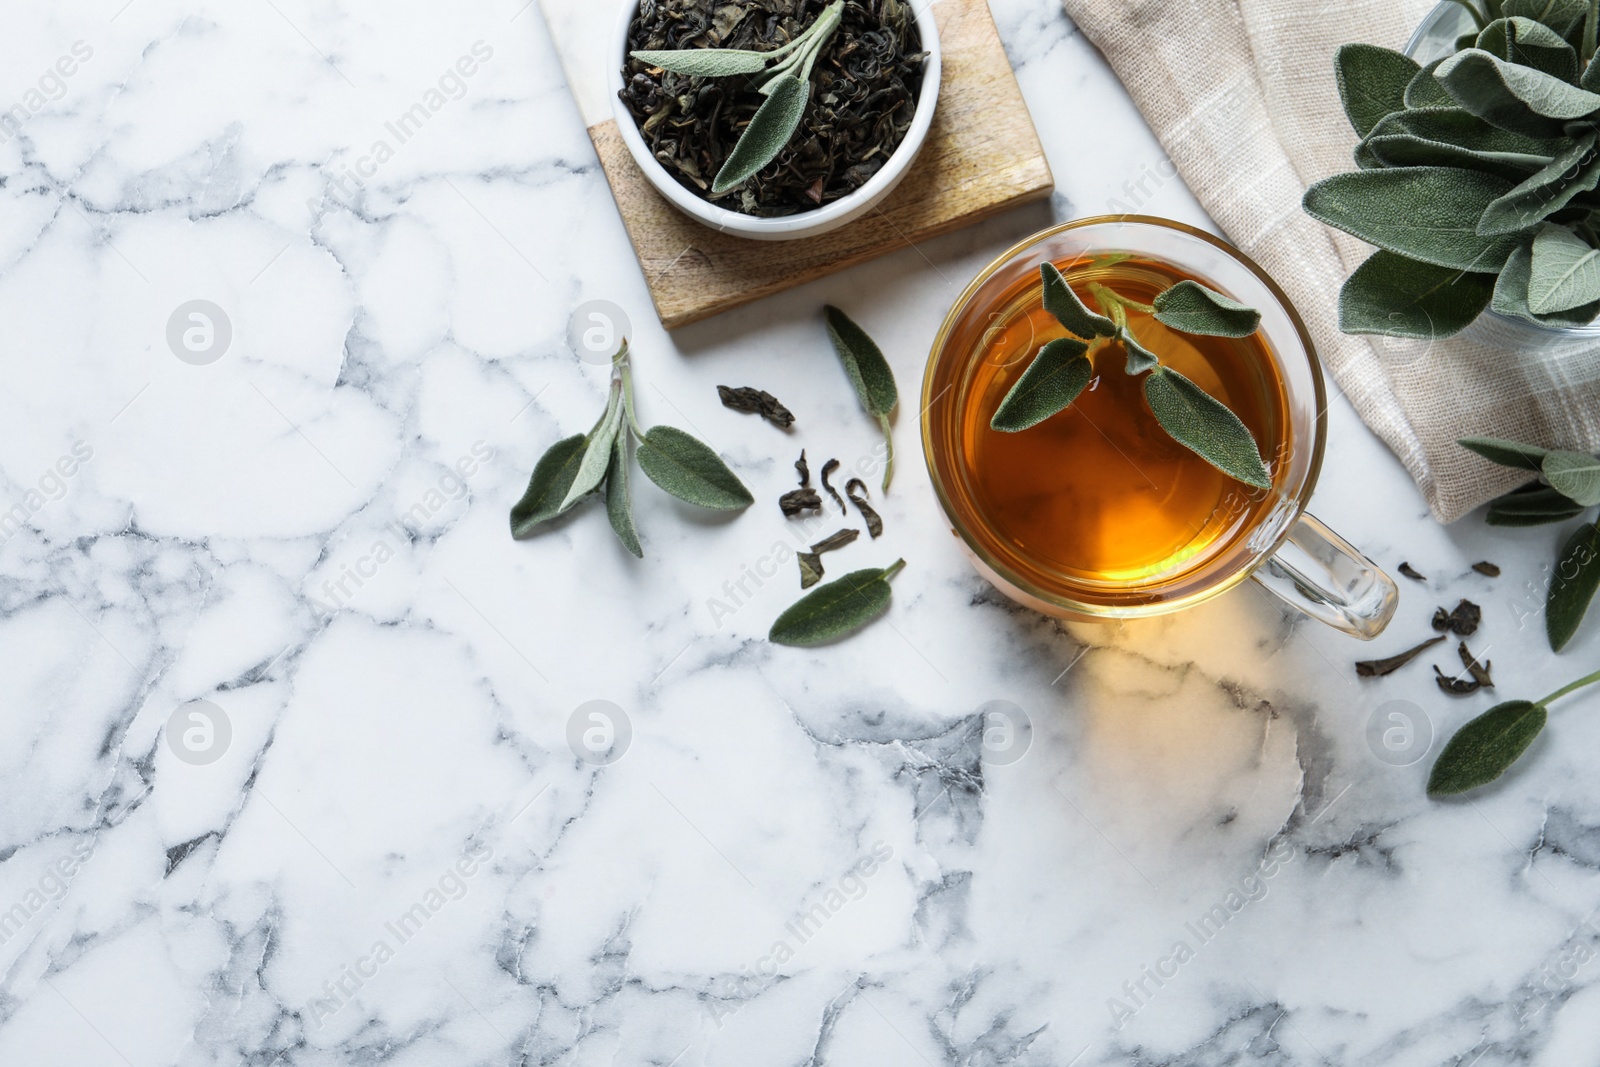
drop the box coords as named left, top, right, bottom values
left=609, top=0, right=941, bottom=241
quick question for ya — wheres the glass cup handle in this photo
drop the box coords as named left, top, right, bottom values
left=1250, top=511, right=1398, bottom=639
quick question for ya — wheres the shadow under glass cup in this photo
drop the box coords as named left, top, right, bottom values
left=921, top=216, right=1398, bottom=638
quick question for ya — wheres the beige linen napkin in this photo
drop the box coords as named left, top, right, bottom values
left=1062, top=0, right=1600, bottom=522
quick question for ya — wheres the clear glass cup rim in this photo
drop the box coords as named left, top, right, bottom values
left=919, top=214, right=1331, bottom=619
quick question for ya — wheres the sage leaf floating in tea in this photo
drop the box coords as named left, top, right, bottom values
left=770, top=559, right=904, bottom=646
left=1120, top=329, right=1160, bottom=374
left=1143, top=368, right=1273, bottom=489
left=1547, top=522, right=1600, bottom=651
left=1151, top=281, right=1263, bottom=337
left=718, top=385, right=795, bottom=429
left=989, top=338, right=1093, bottom=433
left=1041, top=262, right=1115, bottom=339
left=1355, top=634, right=1445, bottom=677
left=845, top=478, right=883, bottom=538
left=824, top=305, right=898, bottom=491
left=605, top=432, right=642, bottom=558
left=1427, top=699, right=1547, bottom=795
left=635, top=426, right=755, bottom=510
left=510, top=433, right=586, bottom=538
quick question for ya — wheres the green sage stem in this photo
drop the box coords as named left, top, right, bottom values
left=1537, top=667, right=1600, bottom=709
left=877, top=413, right=894, bottom=492
left=1446, top=0, right=1486, bottom=31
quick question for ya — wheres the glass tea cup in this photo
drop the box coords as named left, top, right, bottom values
left=920, top=216, right=1398, bottom=638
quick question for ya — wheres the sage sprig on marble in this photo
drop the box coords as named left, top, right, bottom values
left=631, top=0, right=844, bottom=195
left=1461, top=434, right=1600, bottom=649
left=510, top=342, right=753, bottom=556
left=1307, top=3, right=1600, bottom=336
left=1428, top=667, right=1600, bottom=795
left=989, top=263, right=1272, bottom=490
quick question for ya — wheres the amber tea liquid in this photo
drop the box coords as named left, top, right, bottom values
left=946, top=256, right=1291, bottom=590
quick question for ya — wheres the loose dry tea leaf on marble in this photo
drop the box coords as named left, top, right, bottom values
left=845, top=477, right=882, bottom=538
left=780, top=487, right=822, bottom=516
left=619, top=0, right=926, bottom=216
left=718, top=385, right=795, bottom=429
left=1459, top=641, right=1494, bottom=689
left=1435, top=665, right=1485, bottom=696
left=820, top=458, right=844, bottom=511
left=1399, top=562, right=1427, bottom=581
left=797, top=528, right=861, bottom=588
left=1432, top=599, right=1483, bottom=636
left=1355, top=635, right=1445, bottom=678
left=795, top=449, right=811, bottom=487
left=1472, top=560, right=1502, bottom=577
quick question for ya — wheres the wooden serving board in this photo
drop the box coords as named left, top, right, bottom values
left=539, top=0, right=1054, bottom=329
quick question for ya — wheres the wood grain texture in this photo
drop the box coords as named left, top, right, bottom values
left=587, top=0, right=1053, bottom=329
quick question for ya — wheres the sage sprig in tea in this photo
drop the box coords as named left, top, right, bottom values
left=989, top=263, right=1272, bottom=490
left=1306, top=4, right=1600, bottom=335
left=510, top=342, right=753, bottom=556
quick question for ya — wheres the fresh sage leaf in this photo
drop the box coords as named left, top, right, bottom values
left=712, top=74, right=809, bottom=195
left=1363, top=132, right=1553, bottom=179
left=1041, top=261, right=1116, bottom=338
left=1548, top=522, right=1600, bottom=650
left=1585, top=47, right=1600, bottom=90
left=629, top=48, right=772, bottom=77
left=1477, top=135, right=1600, bottom=236
left=1504, top=0, right=1589, bottom=43
left=1459, top=434, right=1551, bottom=468
left=1475, top=17, right=1580, bottom=81
left=605, top=431, right=642, bottom=558
left=1490, top=239, right=1600, bottom=325
left=635, top=425, right=754, bottom=510
left=1302, top=167, right=1525, bottom=271
left=1544, top=449, right=1600, bottom=504
left=989, top=338, right=1094, bottom=432
left=1143, top=367, right=1272, bottom=489
left=1426, top=699, right=1547, bottom=796
left=559, top=381, right=625, bottom=511
left=769, top=559, right=904, bottom=646
left=510, top=433, right=587, bottom=538
left=1151, top=281, right=1262, bottom=337
left=1365, top=106, right=1568, bottom=158
left=1405, top=58, right=1456, bottom=109
left=1121, top=328, right=1160, bottom=374
left=1434, top=48, right=1600, bottom=132
left=1485, top=482, right=1588, bottom=525
left=1336, top=44, right=1420, bottom=137
left=1526, top=223, right=1600, bottom=312
left=824, top=305, right=898, bottom=491
left=1338, top=249, right=1496, bottom=338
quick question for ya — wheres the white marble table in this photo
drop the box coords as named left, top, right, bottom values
left=2, top=1, right=1598, bottom=1064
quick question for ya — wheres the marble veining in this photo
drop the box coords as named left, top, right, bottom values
left=0, top=0, right=1598, bottom=1064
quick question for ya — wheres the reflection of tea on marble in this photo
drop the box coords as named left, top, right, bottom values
left=956, top=257, right=1291, bottom=583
